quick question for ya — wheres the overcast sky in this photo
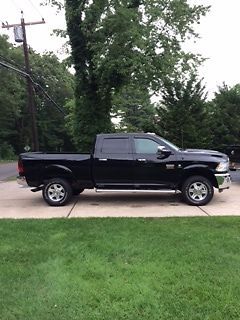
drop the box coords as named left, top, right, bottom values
left=0, top=0, right=240, bottom=99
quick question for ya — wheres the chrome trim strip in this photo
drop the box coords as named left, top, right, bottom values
left=95, top=189, right=179, bottom=193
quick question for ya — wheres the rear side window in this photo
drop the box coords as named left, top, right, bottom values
left=101, top=138, right=130, bottom=154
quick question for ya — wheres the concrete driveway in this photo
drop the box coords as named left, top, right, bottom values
left=0, top=179, right=239, bottom=219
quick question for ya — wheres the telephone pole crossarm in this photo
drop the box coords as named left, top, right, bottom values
left=2, top=19, right=45, bottom=29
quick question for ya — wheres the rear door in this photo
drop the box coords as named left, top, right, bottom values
left=93, top=136, right=134, bottom=187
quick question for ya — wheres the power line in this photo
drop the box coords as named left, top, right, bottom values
left=34, top=83, right=66, bottom=115
left=0, top=53, right=24, bottom=70
left=10, top=0, right=22, bottom=12
left=27, top=0, right=44, bottom=19
left=0, top=59, right=66, bottom=116
left=0, top=60, right=29, bottom=78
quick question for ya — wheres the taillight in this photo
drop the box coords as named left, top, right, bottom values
left=18, top=159, right=24, bottom=175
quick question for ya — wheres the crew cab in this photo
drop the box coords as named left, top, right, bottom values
left=17, top=133, right=231, bottom=206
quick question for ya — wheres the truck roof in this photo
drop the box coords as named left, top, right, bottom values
left=97, top=132, right=157, bottom=138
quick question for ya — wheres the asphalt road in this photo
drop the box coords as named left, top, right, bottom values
left=230, top=170, right=240, bottom=183
left=0, top=162, right=18, bottom=181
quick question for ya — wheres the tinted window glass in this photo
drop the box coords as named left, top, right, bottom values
left=101, top=138, right=129, bottom=154
left=134, top=138, right=159, bottom=154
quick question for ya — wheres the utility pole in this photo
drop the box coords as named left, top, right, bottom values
left=2, top=12, right=45, bottom=151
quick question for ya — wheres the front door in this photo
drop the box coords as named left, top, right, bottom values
left=133, top=137, right=178, bottom=187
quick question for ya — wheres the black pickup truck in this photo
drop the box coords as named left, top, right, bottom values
left=17, top=133, right=231, bottom=206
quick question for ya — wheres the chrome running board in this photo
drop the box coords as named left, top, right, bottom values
left=95, top=189, right=179, bottom=194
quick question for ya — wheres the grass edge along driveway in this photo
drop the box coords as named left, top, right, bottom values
left=0, top=217, right=240, bottom=320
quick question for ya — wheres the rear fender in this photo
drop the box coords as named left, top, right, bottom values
left=43, top=164, right=74, bottom=183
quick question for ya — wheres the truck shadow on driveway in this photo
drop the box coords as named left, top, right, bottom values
left=76, top=192, right=184, bottom=208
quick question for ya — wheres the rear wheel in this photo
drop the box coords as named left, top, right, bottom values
left=42, top=178, right=72, bottom=206
left=181, top=175, right=214, bottom=206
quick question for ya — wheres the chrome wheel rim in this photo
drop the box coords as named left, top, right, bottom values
left=188, top=182, right=208, bottom=201
left=47, top=183, right=66, bottom=202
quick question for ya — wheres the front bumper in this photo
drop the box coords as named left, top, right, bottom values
left=17, top=175, right=28, bottom=187
left=215, top=173, right=231, bottom=190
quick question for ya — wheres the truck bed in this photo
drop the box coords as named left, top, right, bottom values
left=19, top=152, right=92, bottom=187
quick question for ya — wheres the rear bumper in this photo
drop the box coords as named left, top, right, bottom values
left=215, top=173, right=231, bottom=190
left=17, top=175, right=28, bottom=187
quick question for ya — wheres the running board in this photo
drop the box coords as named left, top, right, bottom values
left=95, top=189, right=179, bottom=194
left=31, top=186, right=43, bottom=192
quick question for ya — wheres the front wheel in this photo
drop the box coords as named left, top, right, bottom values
left=42, top=178, right=73, bottom=206
left=181, top=175, right=214, bottom=206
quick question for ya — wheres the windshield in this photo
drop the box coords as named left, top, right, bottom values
left=157, top=136, right=180, bottom=151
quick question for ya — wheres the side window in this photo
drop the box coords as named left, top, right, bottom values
left=134, top=138, right=159, bottom=154
left=101, top=138, right=130, bottom=154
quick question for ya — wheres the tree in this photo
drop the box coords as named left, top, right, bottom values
left=44, top=0, right=209, bottom=151
left=0, top=35, right=26, bottom=157
left=157, top=74, right=209, bottom=149
left=208, top=84, right=240, bottom=149
left=0, top=34, right=75, bottom=157
left=30, top=52, right=75, bottom=151
left=112, top=84, right=158, bottom=132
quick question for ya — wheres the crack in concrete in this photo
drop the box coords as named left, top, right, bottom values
left=197, top=206, right=210, bottom=216
left=66, top=198, right=78, bottom=218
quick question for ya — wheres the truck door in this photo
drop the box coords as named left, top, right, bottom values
left=133, top=136, right=178, bottom=187
left=93, top=136, right=134, bottom=187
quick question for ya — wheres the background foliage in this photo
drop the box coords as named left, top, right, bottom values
left=64, top=0, right=209, bottom=151
left=1, top=1, right=240, bottom=158
left=0, top=35, right=74, bottom=158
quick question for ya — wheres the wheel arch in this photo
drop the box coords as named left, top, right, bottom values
left=179, top=167, right=218, bottom=189
left=42, top=165, right=75, bottom=185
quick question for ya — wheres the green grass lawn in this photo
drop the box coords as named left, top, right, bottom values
left=0, top=159, right=16, bottom=164
left=4, top=176, right=17, bottom=182
left=0, top=218, right=240, bottom=320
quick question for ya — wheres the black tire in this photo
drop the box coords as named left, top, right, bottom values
left=181, top=175, right=214, bottom=206
left=72, top=188, right=85, bottom=196
left=42, top=178, right=73, bottom=206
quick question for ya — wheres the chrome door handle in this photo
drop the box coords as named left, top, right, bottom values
left=99, top=158, right=108, bottom=161
left=137, top=158, right=147, bottom=162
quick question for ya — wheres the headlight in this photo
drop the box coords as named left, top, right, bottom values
left=216, top=161, right=229, bottom=172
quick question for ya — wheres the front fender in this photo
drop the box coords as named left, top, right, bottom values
left=181, top=165, right=218, bottom=188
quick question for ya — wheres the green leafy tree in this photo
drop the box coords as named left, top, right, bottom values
left=0, top=35, right=26, bottom=157
left=208, top=84, right=240, bottom=149
left=44, top=0, right=209, bottom=151
left=157, top=74, right=209, bottom=149
left=112, top=84, right=158, bottom=132
left=0, top=35, right=75, bottom=157
left=30, top=52, right=75, bottom=151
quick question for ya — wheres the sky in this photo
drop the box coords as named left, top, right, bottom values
left=0, top=0, right=240, bottom=99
